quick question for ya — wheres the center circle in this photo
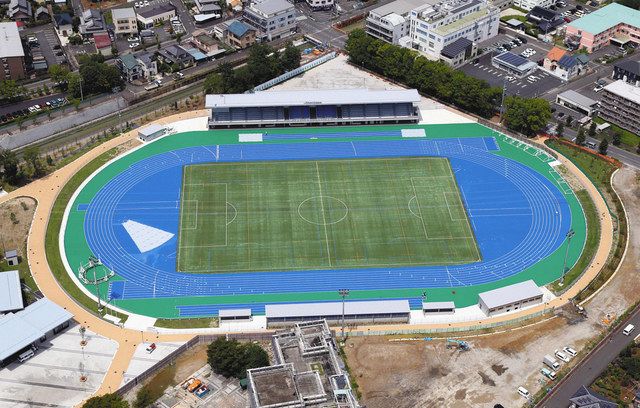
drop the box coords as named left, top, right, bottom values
left=298, top=196, right=349, bottom=226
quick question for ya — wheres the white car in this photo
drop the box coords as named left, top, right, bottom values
left=143, top=0, right=149, bottom=5
left=129, top=42, right=140, bottom=48
left=127, top=36, right=140, bottom=42
left=518, top=386, right=530, bottom=399
left=134, top=2, right=140, bottom=7
left=594, top=84, right=604, bottom=92
left=555, top=350, right=570, bottom=363
left=563, top=346, right=577, bottom=357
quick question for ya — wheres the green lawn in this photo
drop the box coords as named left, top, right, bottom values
left=177, top=157, right=480, bottom=273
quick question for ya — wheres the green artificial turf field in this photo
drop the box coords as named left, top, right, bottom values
left=176, top=156, right=480, bottom=273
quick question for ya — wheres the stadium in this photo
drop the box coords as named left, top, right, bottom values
left=59, top=88, right=586, bottom=325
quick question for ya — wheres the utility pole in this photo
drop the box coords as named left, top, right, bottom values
left=338, top=288, right=349, bottom=340
left=560, top=229, right=575, bottom=286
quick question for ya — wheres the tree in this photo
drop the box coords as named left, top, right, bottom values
left=556, top=121, right=564, bottom=138
left=207, top=338, right=269, bottom=379
left=280, top=42, right=301, bottom=72
left=23, top=146, right=44, bottom=177
left=611, top=129, right=622, bottom=146
left=247, top=43, right=279, bottom=85
left=587, top=121, right=597, bottom=138
left=133, top=387, right=154, bottom=408
left=72, top=16, right=80, bottom=33
left=502, top=96, right=552, bottom=136
left=575, top=127, right=586, bottom=146
left=0, top=79, right=24, bottom=101
left=48, top=64, right=70, bottom=85
left=599, top=138, right=609, bottom=155
left=204, top=73, right=225, bottom=94
left=565, top=115, right=573, bottom=127
left=0, top=148, right=19, bottom=181
left=82, top=393, right=128, bottom=408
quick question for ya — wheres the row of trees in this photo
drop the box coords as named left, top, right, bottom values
left=48, top=54, right=123, bottom=99
left=204, top=42, right=301, bottom=94
left=345, top=29, right=553, bottom=136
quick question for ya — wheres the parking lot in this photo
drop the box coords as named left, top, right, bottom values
left=0, top=323, right=117, bottom=408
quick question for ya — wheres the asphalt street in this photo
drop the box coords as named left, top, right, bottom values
left=537, top=305, right=640, bottom=407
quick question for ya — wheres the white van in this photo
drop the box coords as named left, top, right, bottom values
left=518, top=386, right=530, bottom=398
left=623, top=324, right=635, bottom=335
left=18, top=349, right=35, bottom=363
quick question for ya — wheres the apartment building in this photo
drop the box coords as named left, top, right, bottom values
left=612, top=59, right=640, bottom=86
left=409, top=0, right=499, bottom=62
left=511, top=0, right=553, bottom=12
left=0, top=22, right=26, bottom=80
left=599, top=80, right=640, bottom=135
left=565, top=3, right=640, bottom=52
left=365, top=0, right=427, bottom=44
left=112, top=7, right=138, bottom=37
left=243, top=0, right=296, bottom=41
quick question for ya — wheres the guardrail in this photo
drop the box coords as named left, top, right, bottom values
left=251, top=52, right=337, bottom=92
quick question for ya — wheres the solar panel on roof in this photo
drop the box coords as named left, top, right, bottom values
left=495, top=52, right=529, bottom=67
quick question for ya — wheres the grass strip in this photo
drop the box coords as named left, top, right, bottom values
left=154, top=317, right=219, bottom=329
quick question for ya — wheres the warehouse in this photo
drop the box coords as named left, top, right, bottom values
left=478, top=280, right=543, bottom=316
left=556, top=90, right=599, bottom=116
left=492, top=52, right=538, bottom=78
left=0, top=270, right=23, bottom=314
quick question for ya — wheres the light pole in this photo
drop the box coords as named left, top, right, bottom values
left=560, top=229, right=575, bottom=286
left=338, top=288, right=349, bottom=340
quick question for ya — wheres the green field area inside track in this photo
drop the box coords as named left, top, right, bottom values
left=177, top=157, right=479, bottom=273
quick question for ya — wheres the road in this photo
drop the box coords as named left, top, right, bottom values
left=537, top=305, right=640, bottom=407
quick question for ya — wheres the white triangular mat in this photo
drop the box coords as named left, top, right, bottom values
left=122, top=220, right=174, bottom=253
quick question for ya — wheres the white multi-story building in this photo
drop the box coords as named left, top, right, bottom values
left=111, top=7, right=137, bottom=37
left=512, top=0, right=553, bottom=11
left=306, top=0, right=334, bottom=11
left=409, top=0, right=499, bottom=60
left=365, top=0, right=428, bottom=44
left=243, top=0, right=296, bottom=41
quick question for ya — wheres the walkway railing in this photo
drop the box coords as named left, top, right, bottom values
left=250, top=52, right=338, bottom=93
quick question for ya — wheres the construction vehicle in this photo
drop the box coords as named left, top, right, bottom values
left=446, top=339, right=470, bottom=351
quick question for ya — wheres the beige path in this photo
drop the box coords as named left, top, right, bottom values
left=1, top=116, right=615, bottom=403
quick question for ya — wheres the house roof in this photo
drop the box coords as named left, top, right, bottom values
left=528, top=6, right=558, bottom=21
left=249, top=0, right=293, bottom=16
left=614, top=59, right=640, bottom=76
left=35, top=6, right=49, bottom=15
left=0, top=270, right=23, bottom=313
left=558, top=54, right=578, bottom=69
left=136, top=52, right=154, bottom=66
left=575, top=53, right=589, bottom=64
left=93, top=32, right=111, bottom=49
left=111, top=7, right=136, bottom=20
left=228, top=20, right=253, bottom=38
left=0, top=22, right=25, bottom=58
left=478, top=280, right=542, bottom=309
left=5, top=249, right=17, bottom=258
left=604, top=79, right=640, bottom=105
left=369, top=0, right=432, bottom=18
left=557, top=89, right=598, bottom=108
left=54, top=13, right=72, bottom=26
left=138, top=3, right=175, bottom=18
left=569, top=3, right=640, bottom=36
left=440, top=37, right=473, bottom=59
left=119, top=53, right=138, bottom=70
left=569, top=385, right=618, bottom=408
left=546, top=46, right=567, bottom=62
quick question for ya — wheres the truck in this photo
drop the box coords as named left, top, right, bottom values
left=543, top=355, right=560, bottom=370
left=540, top=367, right=557, bottom=380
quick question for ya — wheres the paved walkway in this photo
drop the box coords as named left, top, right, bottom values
left=1, top=117, right=615, bottom=405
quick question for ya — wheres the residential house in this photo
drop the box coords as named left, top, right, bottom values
left=7, top=0, right=32, bottom=22
left=565, top=3, right=640, bottom=52
left=543, top=46, right=566, bottom=70
left=544, top=46, right=585, bottom=80
left=243, top=0, right=296, bottom=41
left=80, top=9, right=106, bottom=37
left=526, top=6, right=563, bottom=33
left=191, top=30, right=220, bottom=53
left=568, top=385, right=618, bottom=408
left=137, top=52, right=157, bottom=80
left=117, top=53, right=143, bottom=82
left=613, top=59, right=640, bottom=86
left=227, top=20, right=256, bottom=49
left=0, top=22, right=26, bottom=80
left=93, top=32, right=111, bottom=56
left=194, top=0, right=222, bottom=15
left=53, top=13, right=73, bottom=37
left=439, top=37, right=477, bottom=67
left=409, top=0, right=499, bottom=64
left=157, top=44, right=194, bottom=69
left=35, top=6, right=50, bottom=21
left=112, top=7, right=138, bottom=37
left=136, top=3, right=176, bottom=29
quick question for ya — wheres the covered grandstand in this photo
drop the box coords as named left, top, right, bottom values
left=206, top=89, right=421, bottom=128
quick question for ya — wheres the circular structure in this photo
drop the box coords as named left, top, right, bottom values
left=60, top=124, right=586, bottom=319
left=298, top=196, right=350, bottom=226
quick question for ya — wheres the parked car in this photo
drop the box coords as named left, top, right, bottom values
left=594, top=84, right=604, bottom=92
left=563, top=346, right=577, bottom=357
left=145, top=343, right=156, bottom=353
left=555, top=350, right=570, bottom=363
left=518, top=387, right=530, bottom=399
left=129, top=42, right=140, bottom=48
left=128, top=36, right=140, bottom=42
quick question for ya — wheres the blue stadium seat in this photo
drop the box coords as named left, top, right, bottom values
left=316, top=105, right=337, bottom=119
left=290, top=106, right=310, bottom=119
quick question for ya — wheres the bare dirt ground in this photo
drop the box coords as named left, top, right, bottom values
left=345, top=166, right=640, bottom=408
left=0, top=196, right=36, bottom=260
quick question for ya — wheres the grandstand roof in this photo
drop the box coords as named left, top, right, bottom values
left=265, top=299, right=410, bottom=319
left=206, top=89, right=420, bottom=108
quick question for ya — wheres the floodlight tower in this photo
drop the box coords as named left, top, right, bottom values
left=560, top=229, right=576, bottom=286
left=338, top=288, right=350, bottom=340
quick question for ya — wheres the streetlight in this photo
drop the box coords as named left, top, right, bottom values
left=338, top=288, right=349, bottom=340
left=560, top=229, right=575, bottom=286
